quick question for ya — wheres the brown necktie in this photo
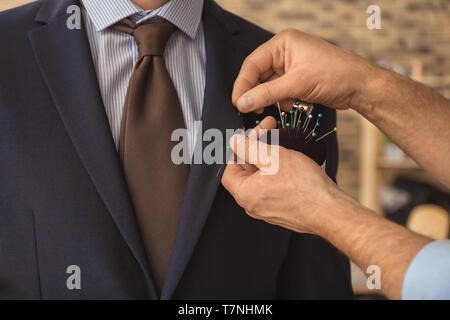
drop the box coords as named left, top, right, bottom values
left=112, top=19, right=189, bottom=293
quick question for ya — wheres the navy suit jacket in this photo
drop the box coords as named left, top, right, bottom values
left=0, top=0, right=352, bottom=299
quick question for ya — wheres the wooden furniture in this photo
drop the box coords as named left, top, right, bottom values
left=407, top=204, right=450, bottom=240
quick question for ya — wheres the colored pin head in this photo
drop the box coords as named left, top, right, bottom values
left=295, top=100, right=300, bottom=106
left=255, top=120, right=260, bottom=125
left=318, top=113, right=323, bottom=118
left=290, top=110, right=294, bottom=114
left=312, top=132, right=317, bottom=137
left=315, top=127, right=338, bottom=142
left=286, top=123, right=291, bottom=127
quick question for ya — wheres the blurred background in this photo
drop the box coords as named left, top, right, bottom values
left=2, top=0, right=449, bottom=299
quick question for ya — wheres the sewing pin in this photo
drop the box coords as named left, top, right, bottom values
left=295, top=107, right=304, bottom=128
left=304, top=103, right=315, bottom=126
left=277, top=102, right=283, bottom=124
left=255, top=120, right=263, bottom=129
left=306, top=132, right=316, bottom=143
left=316, top=127, right=337, bottom=142
left=286, top=121, right=291, bottom=138
left=303, top=114, right=313, bottom=132
left=293, top=106, right=299, bottom=128
left=306, top=113, right=323, bottom=138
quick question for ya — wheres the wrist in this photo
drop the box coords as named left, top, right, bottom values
left=312, top=184, right=378, bottom=240
left=349, top=62, right=391, bottom=119
left=305, top=184, right=354, bottom=238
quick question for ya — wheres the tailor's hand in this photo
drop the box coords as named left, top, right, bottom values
left=222, top=131, right=347, bottom=235
left=232, top=28, right=381, bottom=113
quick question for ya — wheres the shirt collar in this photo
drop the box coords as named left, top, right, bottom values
left=82, top=0, right=204, bottom=39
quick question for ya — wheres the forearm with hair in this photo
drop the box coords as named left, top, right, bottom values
left=355, top=68, right=450, bottom=188
left=310, top=66, right=445, bottom=299
left=311, top=190, right=431, bottom=299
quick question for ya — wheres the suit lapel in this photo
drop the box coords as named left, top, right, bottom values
left=162, top=1, right=247, bottom=299
left=28, top=0, right=157, bottom=298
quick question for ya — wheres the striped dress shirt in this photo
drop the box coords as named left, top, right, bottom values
left=82, top=0, right=205, bottom=153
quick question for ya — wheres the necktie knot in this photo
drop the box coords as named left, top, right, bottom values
left=112, top=19, right=177, bottom=58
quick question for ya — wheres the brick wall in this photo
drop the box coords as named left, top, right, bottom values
left=217, top=0, right=450, bottom=79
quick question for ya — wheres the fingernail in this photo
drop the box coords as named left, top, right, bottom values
left=229, top=133, right=245, bottom=147
left=237, top=95, right=254, bottom=110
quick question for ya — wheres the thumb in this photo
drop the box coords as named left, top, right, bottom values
left=221, top=160, right=253, bottom=199
left=235, top=74, right=299, bottom=113
left=229, top=133, right=275, bottom=170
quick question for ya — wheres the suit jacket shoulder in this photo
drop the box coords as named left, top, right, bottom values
left=0, top=1, right=42, bottom=35
left=207, top=1, right=273, bottom=52
left=0, top=1, right=44, bottom=101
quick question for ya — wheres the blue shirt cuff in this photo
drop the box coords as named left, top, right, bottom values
left=402, top=239, right=450, bottom=300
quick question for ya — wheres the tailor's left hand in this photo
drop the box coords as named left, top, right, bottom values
left=222, top=124, right=347, bottom=234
